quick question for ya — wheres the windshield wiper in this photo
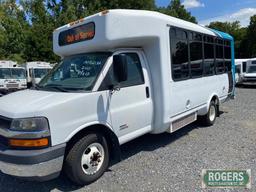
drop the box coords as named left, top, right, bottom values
left=44, top=84, right=69, bottom=92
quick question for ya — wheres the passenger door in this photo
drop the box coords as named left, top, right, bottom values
left=99, top=51, right=153, bottom=144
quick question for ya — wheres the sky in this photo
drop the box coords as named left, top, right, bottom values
left=156, top=0, right=256, bottom=26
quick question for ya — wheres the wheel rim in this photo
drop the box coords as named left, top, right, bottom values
left=209, top=105, right=216, bottom=122
left=81, top=143, right=105, bottom=175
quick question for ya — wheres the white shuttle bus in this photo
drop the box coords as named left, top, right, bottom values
left=242, top=58, right=256, bottom=84
left=235, top=58, right=256, bottom=84
left=0, top=10, right=235, bottom=185
left=235, top=59, right=248, bottom=84
left=0, top=60, right=27, bottom=94
left=23, top=61, right=52, bottom=87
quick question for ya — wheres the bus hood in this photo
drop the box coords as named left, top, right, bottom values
left=0, top=89, right=87, bottom=118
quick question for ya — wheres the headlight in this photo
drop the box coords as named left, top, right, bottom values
left=10, top=117, right=49, bottom=132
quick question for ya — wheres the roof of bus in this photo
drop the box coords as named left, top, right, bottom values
left=55, top=9, right=232, bottom=38
left=207, top=28, right=234, bottom=41
left=53, top=9, right=233, bottom=56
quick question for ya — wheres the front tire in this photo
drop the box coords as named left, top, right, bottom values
left=64, top=132, right=109, bottom=186
left=200, top=100, right=217, bottom=126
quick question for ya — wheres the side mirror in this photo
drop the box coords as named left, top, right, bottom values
left=113, top=54, right=128, bottom=82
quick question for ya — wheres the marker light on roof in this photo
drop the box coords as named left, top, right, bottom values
left=101, top=10, right=109, bottom=16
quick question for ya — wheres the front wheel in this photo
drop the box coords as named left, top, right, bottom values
left=64, top=132, right=109, bottom=186
left=199, top=101, right=217, bottom=126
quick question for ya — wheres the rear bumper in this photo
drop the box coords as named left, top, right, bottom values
left=0, top=143, right=66, bottom=181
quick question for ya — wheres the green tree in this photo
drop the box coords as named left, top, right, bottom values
left=208, top=21, right=247, bottom=58
left=158, top=0, right=197, bottom=23
left=0, top=0, right=28, bottom=63
left=21, top=0, right=58, bottom=62
left=47, top=0, right=155, bottom=26
left=246, top=15, right=256, bottom=57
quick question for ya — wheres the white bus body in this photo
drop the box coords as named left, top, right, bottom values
left=235, top=58, right=256, bottom=84
left=24, top=61, right=52, bottom=86
left=0, top=10, right=235, bottom=184
left=235, top=59, right=248, bottom=84
left=0, top=61, right=27, bottom=94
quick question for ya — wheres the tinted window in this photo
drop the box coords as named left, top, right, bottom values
left=252, top=60, right=256, bottom=65
left=235, top=65, right=241, bottom=74
left=204, top=43, right=215, bottom=75
left=216, top=45, right=225, bottom=74
left=224, top=46, right=232, bottom=72
left=190, top=37, right=203, bottom=77
left=99, top=53, right=144, bottom=90
left=190, top=42, right=203, bottom=77
left=242, top=62, right=247, bottom=72
left=170, top=28, right=189, bottom=80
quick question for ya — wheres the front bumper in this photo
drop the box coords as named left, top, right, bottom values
left=0, top=87, right=27, bottom=94
left=0, top=143, right=66, bottom=181
left=241, top=77, right=256, bottom=83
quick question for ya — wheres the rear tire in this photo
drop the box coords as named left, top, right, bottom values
left=200, top=100, right=217, bottom=126
left=64, top=132, right=109, bottom=186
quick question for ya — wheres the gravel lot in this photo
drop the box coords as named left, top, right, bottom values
left=1, top=86, right=256, bottom=192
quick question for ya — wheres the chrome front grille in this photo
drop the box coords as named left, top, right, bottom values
left=6, top=84, right=19, bottom=89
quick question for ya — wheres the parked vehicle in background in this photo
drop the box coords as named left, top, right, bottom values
left=23, top=61, right=52, bottom=87
left=242, top=58, right=256, bottom=84
left=0, top=60, right=27, bottom=94
left=235, top=59, right=248, bottom=84
left=235, top=58, right=256, bottom=85
left=0, top=10, right=235, bottom=185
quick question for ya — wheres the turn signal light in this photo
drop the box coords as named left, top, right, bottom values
left=9, top=138, right=49, bottom=148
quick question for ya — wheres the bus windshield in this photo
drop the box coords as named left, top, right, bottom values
left=248, top=66, right=256, bottom=73
left=0, top=68, right=25, bottom=79
left=34, top=68, right=51, bottom=78
left=11, top=68, right=26, bottom=79
left=0, top=68, right=11, bottom=79
left=39, top=52, right=111, bottom=91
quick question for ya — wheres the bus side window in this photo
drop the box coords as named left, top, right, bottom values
left=203, top=36, right=215, bottom=76
left=224, top=41, right=232, bottom=73
left=235, top=66, right=241, bottom=74
left=190, top=33, right=203, bottom=78
left=215, top=39, right=225, bottom=74
left=170, top=28, right=190, bottom=81
left=242, top=62, right=247, bottom=72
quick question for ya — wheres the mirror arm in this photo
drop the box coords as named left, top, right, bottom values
left=109, top=84, right=121, bottom=95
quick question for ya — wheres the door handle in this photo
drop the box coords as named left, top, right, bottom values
left=186, top=100, right=191, bottom=109
left=146, top=87, right=150, bottom=98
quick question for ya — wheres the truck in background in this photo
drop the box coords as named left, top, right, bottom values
left=23, top=61, right=52, bottom=87
left=0, top=60, right=27, bottom=94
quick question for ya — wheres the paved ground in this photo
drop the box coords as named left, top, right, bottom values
left=0, top=86, right=256, bottom=192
